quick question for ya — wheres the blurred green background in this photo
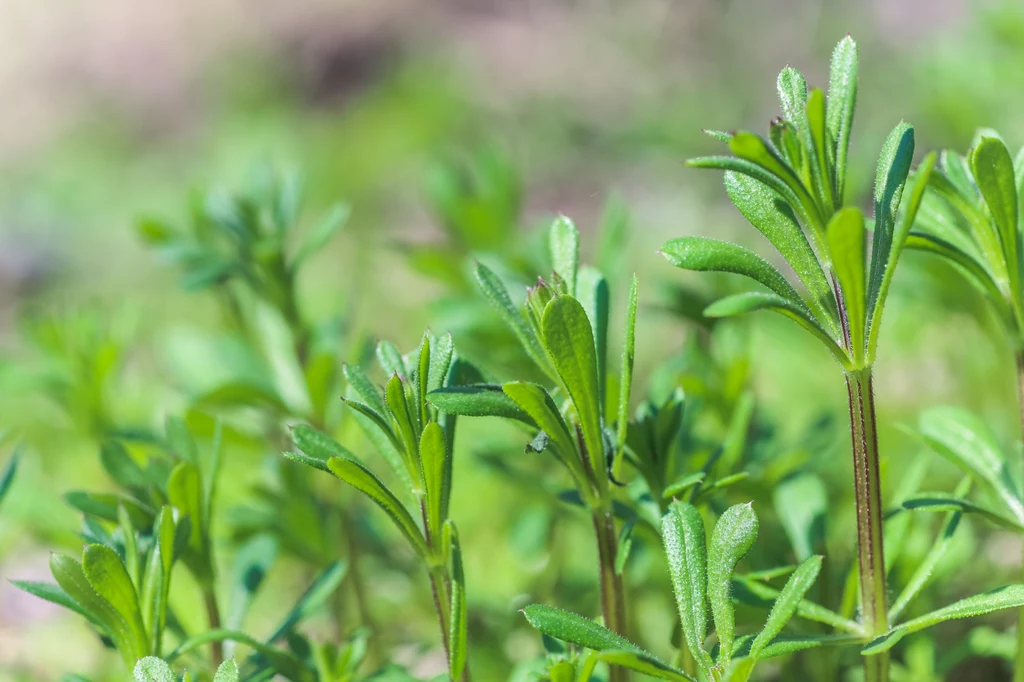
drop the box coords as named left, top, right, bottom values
left=2, top=0, right=1024, bottom=679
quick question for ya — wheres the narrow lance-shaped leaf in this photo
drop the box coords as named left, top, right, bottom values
left=661, top=237, right=805, bottom=307
left=806, top=88, right=834, bottom=210
left=866, top=152, right=937, bottom=362
left=523, top=604, right=640, bottom=652
left=749, top=555, right=823, bottom=660
left=577, top=266, right=610, bottom=411
left=773, top=473, right=827, bottom=562
left=82, top=544, right=149, bottom=658
left=428, top=385, right=536, bottom=426
left=503, top=382, right=591, bottom=496
left=541, top=296, right=606, bottom=489
left=213, top=659, right=240, bottom=682
left=612, top=275, right=638, bottom=480
left=864, top=585, right=1024, bottom=655
left=662, top=501, right=714, bottom=676
left=326, top=457, right=428, bottom=559
left=901, top=495, right=1024, bottom=533
left=971, top=136, right=1020, bottom=297
left=385, top=374, right=422, bottom=488
left=865, top=122, right=915, bottom=332
left=890, top=479, right=970, bottom=622
left=290, top=424, right=358, bottom=472
left=826, top=35, right=858, bottom=200
left=473, top=262, right=550, bottom=373
left=826, top=207, right=866, bottom=364
left=777, top=67, right=809, bottom=148
left=728, top=133, right=824, bottom=231
left=592, top=651, right=696, bottom=682
left=420, top=422, right=449, bottom=541
left=708, top=503, right=759, bottom=666
left=446, top=521, right=468, bottom=680
left=722, top=172, right=837, bottom=334
left=550, top=215, right=580, bottom=297
left=918, top=407, right=1024, bottom=524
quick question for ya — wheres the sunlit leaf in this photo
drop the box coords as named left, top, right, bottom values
left=708, top=503, right=759, bottom=665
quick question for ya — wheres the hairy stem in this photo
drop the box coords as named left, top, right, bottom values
left=592, top=510, right=629, bottom=682
left=420, top=501, right=471, bottom=682
left=846, top=368, right=889, bottom=682
left=203, top=588, right=224, bottom=668
left=1014, top=350, right=1024, bottom=682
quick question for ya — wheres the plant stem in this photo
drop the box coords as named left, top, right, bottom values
left=592, top=509, right=629, bottom=682
left=845, top=368, right=888, bottom=682
left=420, top=501, right=471, bottom=682
left=1014, top=349, right=1024, bottom=682
left=203, top=587, right=224, bottom=668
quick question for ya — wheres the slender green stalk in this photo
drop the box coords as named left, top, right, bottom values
left=1014, top=349, right=1024, bottom=682
left=845, top=368, right=889, bottom=682
left=203, top=588, right=224, bottom=668
left=592, top=510, right=628, bottom=682
left=420, top=501, right=471, bottom=682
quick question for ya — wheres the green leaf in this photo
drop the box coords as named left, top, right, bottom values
left=826, top=207, right=867, bottom=363
left=902, top=494, right=1024, bottom=532
left=866, top=122, right=915, bottom=333
left=342, top=363, right=387, bottom=417
left=326, top=457, right=428, bottom=559
left=226, top=534, right=277, bottom=631
left=722, top=172, right=836, bottom=335
left=384, top=374, right=420, bottom=484
left=971, top=136, right=1020, bottom=295
left=728, top=133, right=821, bottom=229
left=541, top=295, right=606, bottom=487
left=577, top=266, right=610, bottom=411
left=687, top=156, right=815, bottom=233
left=50, top=553, right=137, bottom=666
left=593, top=651, right=695, bottom=682
left=732, top=577, right=861, bottom=634
left=134, top=657, right=174, bottom=682
left=612, top=275, right=639, bottom=480
left=342, top=395, right=411, bottom=491
left=826, top=35, right=858, bottom=200
left=83, top=544, right=148, bottom=654
left=420, top=422, right=449, bottom=540
left=11, top=580, right=99, bottom=626
left=890, top=485, right=966, bottom=622
left=168, top=461, right=211, bottom=581
left=661, top=237, right=805, bottom=306
left=550, top=215, right=580, bottom=297
left=168, top=629, right=308, bottom=682
left=704, top=292, right=848, bottom=365
left=522, top=604, right=640, bottom=652
left=919, top=406, right=1024, bottom=524
left=427, top=385, right=536, bottom=426
left=264, top=560, right=347, bottom=642
left=749, top=555, right=822, bottom=660
left=663, top=472, right=707, bottom=500
left=99, top=441, right=146, bottom=489
left=376, top=341, right=407, bottom=378
left=294, top=203, right=349, bottom=266
left=904, top=231, right=1009, bottom=322
left=427, top=332, right=455, bottom=393
left=776, top=67, right=809, bottom=142
left=474, top=261, right=548, bottom=372
left=806, top=88, right=834, bottom=210
left=773, top=473, right=827, bottom=562
left=503, top=382, right=590, bottom=493
left=708, top=503, right=759, bottom=666
left=291, top=424, right=358, bottom=470
left=64, top=491, right=154, bottom=529
left=140, top=506, right=177, bottom=653
left=213, top=659, right=240, bottom=682
left=662, top=501, right=713, bottom=676
left=446, top=521, right=468, bottom=680
left=866, top=152, right=937, bottom=361
left=864, top=585, right=1024, bottom=655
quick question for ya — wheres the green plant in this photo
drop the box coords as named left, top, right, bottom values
left=902, top=130, right=1024, bottom=679
left=426, top=215, right=638, bottom=680
left=660, top=35, right=934, bottom=681
left=286, top=332, right=472, bottom=682
left=521, top=500, right=855, bottom=681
